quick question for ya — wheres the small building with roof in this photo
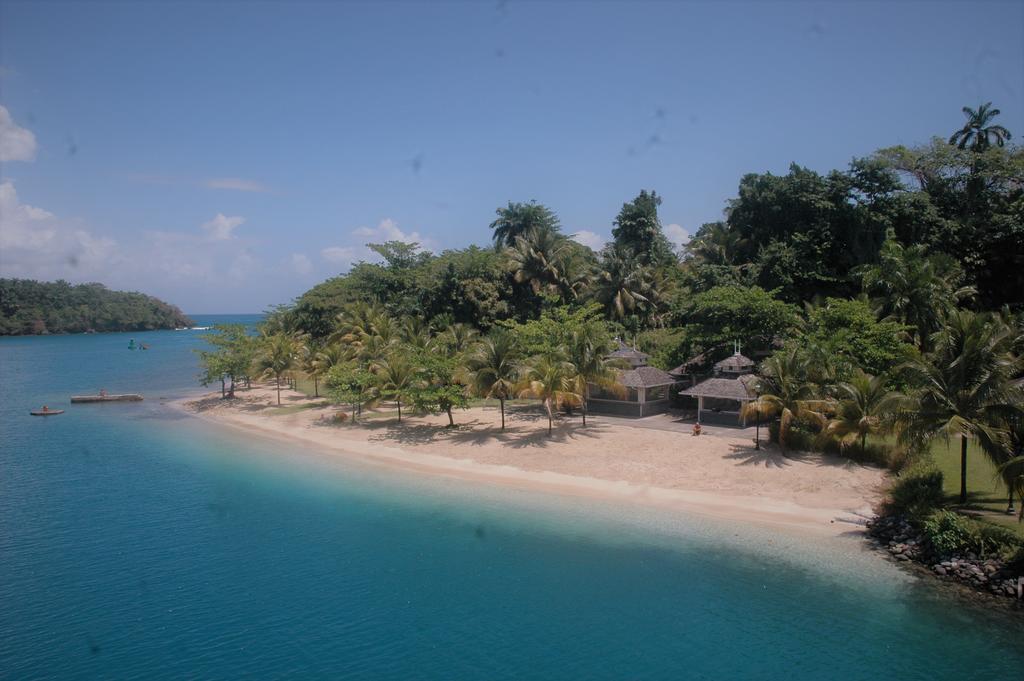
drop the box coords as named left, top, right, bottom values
left=606, top=340, right=651, bottom=368
left=677, top=343, right=758, bottom=425
left=587, top=340, right=678, bottom=417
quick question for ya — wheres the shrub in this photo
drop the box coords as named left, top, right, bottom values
left=923, top=510, right=976, bottom=557
left=976, top=524, right=1024, bottom=561
left=818, top=436, right=892, bottom=468
left=887, top=463, right=944, bottom=518
left=922, top=510, right=1024, bottom=561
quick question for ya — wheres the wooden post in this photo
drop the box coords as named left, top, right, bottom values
left=697, top=395, right=703, bottom=424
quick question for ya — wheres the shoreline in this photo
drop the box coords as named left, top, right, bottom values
left=172, top=385, right=887, bottom=540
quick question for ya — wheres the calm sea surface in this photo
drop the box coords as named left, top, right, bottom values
left=1, top=315, right=1021, bottom=680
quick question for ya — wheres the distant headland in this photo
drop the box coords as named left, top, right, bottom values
left=0, top=278, right=193, bottom=335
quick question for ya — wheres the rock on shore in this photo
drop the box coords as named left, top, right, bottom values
left=866, top=515, right=1023, bottom=602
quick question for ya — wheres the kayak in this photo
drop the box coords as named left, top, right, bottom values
left=30, top=409, right=64, bottom=416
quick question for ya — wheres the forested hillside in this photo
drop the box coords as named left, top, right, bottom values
left=0, top=279, right=193, bottom=335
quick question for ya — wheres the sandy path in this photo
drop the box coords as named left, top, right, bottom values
left=177, top=384, right=886, bottom=537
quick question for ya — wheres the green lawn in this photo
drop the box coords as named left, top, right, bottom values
left=922, top=438, right=1022, bottom=536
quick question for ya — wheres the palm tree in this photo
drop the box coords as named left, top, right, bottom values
left=686, top=221, right=745, bottom=266
left=462, top=331, right=520, bottom=430
left=299, top=337, right=324, bottom=397
left=746, top=347, right=830, bottom=452
left=490, top=201, right=560, bottom=249
left=314, top=343, right=348, bottom=379
left=896, top=310, right=1019, bottom=504
left=595, top=248, right=664, bottom=327
left=860, top=237, right=974, bottom=350
left=567, top=325, right=623, bottom=426
left=330, top=301, right=389, bottom=347
left=256, top=333, right=298, bottom=405
left=949, top=102, right=1012, bottom=151
left=517, top=352, right=580, bottom=437
left=442, top=323, right=479, bottom=354
left=824, top=371, right=900, bottom=455
left=376, top=354, right=415, bottom=422
left=506, top=229, right=572, bottom=296
left=400, top=317, right=434, bottom=351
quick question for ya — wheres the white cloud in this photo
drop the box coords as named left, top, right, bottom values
left=204, top=177, right=269, bottom=193
left=352, top=218, right=433, bottom=249
left=570, top=230, right=606, bottom=251
left=0, top=105, right=37, bottom=162
left=290, top=253, right=313, bottom=275
left=321, top=246, right=356, bottom=264
left=664, top=223, right=690, bottom=251
left=201, top=213, right=246, bottom=241
left=0, top=181, right=119, bottom=279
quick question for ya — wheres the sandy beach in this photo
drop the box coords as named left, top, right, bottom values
left=179, top=384, right=887, bottom=537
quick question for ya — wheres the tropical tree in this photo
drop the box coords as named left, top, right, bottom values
left=610, top=189, right=675, bottom=266
left=517, top=352, right=581, bottom=437
left=506, top=229, right=572, bottom=297
left=595, top=248, right=659, bottom=325
left=567, top=323, right=622, bottom=426
left=686, top=221, right=746, bottom=266
left=255, top=333, right=298, bottom=405
left=490, top=201, right=560, bottom=249
left=400, top=316, right=434, bottom=351
left=407, top=348, right=468, bottom=427
left=948, top=102, right=1012, bottom=151
left=747, top=347, right=830, bottom=452
left=375, top=353, right=416, bottom=422
left=325, top=362, right=378, bottom=422
left=196, top=324, right=255, bottom=398
left=441, top=323, right=479, bottom=354
left=859, top=237, right=974, bottom=350
left=824, top=370, right=900, bottom=455
left=461, top=331, right=520, bottom=430
left=299, top=337, right=325, bottom=397
left=314, top=343, right=348, bottom=380
left=896, top=310, right=1020, bottom=504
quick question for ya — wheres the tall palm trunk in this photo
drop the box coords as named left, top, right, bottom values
left=861, top=432, right=867, bottom=455
left=276, top=374, right=282, bottom=405
left=546, top=398, right=553, bottom=436
left=446, top=406, right=454, bottom=427
left=499, top=397, right=505, bottom=430
left=582, top=385, right=589, bottom=427
left=313, top=376, right=319, bottom=398
left=397, top=398, right=402, bottom=422
left=960, top=436, right=968, bottom=504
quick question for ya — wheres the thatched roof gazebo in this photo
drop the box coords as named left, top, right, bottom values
left=608, top=340, right=650, bottom=368
left=678, top=374, right=757, bottom=425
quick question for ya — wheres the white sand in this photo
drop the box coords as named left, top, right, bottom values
left=178, top=384, right=886, bottom=537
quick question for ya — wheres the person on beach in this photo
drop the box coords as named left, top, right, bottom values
left=692, top=423, right=702, bottom=436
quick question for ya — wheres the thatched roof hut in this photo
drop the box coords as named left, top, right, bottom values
left=608, top=340, right=650, bottom=368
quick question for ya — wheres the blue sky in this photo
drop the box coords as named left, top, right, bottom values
left=1, top=1, right=1021, bottom=313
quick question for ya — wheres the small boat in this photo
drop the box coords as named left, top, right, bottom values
left=71, top=394, right=144, bottom=403
left=30, top=408, right=64, bottom=416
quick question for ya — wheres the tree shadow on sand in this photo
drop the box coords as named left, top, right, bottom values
left=320, top=411, right=612, bottom=450
left=724, top=442, right=792, bottom=468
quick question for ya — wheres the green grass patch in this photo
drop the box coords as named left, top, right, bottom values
left=869, top=434, right=1022, bottom=537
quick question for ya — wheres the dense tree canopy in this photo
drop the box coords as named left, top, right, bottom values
left=0, top=278, right=192, bottom=335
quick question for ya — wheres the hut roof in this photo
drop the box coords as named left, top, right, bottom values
left=678, top=376, right=756, bottom=401
left=619, top=366, right=677, bottom=389
left=714, top=352, right=755, bottom=373
left=608, top=340, right=650, bottom=364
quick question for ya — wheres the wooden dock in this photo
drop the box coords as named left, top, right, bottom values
left=70, top=394, right=144, bottom=403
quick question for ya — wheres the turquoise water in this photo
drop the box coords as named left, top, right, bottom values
left=1, top=317, right=1021, bottom=680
